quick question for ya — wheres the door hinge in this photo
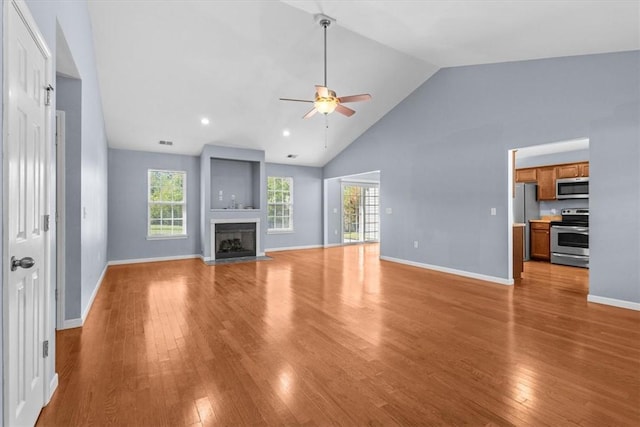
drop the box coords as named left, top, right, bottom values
left=43, top=214, right=50, bottom=232
left=45, top=84, right=54, bottom=106
left=43, top=340, right=49, bottom=358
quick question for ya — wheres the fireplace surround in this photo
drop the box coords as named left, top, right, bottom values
left=210, top=218, right=262, bottom=260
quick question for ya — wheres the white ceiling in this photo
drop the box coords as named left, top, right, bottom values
left=86, top=1, right=639, bottom=166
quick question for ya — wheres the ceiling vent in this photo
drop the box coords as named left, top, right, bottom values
left=159, top=140, right=173, bottom=146
left=287, top=154, right=298, bottom=159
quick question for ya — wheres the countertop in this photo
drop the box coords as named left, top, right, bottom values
left=530, top=215, right=562, bottom=223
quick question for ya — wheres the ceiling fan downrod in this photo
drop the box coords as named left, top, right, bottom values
left=320, top=18, right=331, bottom=88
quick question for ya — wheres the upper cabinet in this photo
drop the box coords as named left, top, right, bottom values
left=515, top=168, right=537, bottom=182
left=515, top=161, right=589, bottom=201
left=537, top=167, right=556, bottom=200
left=555, top=162, right=589, bottom=179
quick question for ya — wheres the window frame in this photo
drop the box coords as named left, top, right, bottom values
left=147, top=169, right=188, bottom=240
left=267, top=176, right=294, bottom=234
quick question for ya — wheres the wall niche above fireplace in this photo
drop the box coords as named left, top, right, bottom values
left=210, top=157, right=261, bottom=210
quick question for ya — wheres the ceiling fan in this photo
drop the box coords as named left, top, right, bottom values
left=280, top=14, right=372, bottom=119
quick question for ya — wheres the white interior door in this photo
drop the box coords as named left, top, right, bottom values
left=4, top=1, right=51, bottom=425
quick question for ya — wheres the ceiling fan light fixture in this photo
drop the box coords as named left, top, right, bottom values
left=315, top=98, right=338, bottom=115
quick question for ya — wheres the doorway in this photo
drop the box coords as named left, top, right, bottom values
left=509, top=138, right=590, bottom=293
left=342, top=184, right=380, bottom=243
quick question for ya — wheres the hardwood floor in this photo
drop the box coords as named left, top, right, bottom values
left=37, top=245, right=640, bottom=426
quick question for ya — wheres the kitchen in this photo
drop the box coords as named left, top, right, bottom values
left=512, top=139, right=590, bottom=281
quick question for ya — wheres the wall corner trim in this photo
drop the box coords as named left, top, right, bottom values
left=379, top=256, right=513, bottom=286
left=587, top=294, right=640, bottom=311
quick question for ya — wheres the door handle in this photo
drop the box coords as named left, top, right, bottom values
left=11, top=256, right=35, bottom=272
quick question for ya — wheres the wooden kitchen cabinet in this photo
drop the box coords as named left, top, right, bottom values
left=579, top=163, right=589, bottom=177
left=530, top=222, right=551, bottom=261
left=515, top=168, right=537, bottom=183
left=556, top=162, right=589, bottom=179
left=536, top=167, right=556, bottom=200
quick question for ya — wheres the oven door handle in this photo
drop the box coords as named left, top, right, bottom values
left=552, top=253, right=589, bottom=259
left=553, top=226, right=589, bottom=233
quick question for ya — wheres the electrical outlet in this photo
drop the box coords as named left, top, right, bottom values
left=218, top=190, right=223, bottom=201
left=414, top=241, right=418, bottom=248
left=385, top=207, right=392, bottom=214
left=333, top=207, right=338, bottom=213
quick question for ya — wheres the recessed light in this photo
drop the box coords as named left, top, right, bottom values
left=201, top=118, right=210, bottom=125
left=282, top=129, right=291, bottom=137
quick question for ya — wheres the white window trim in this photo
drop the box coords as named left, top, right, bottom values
left=267, top=176, right=294, bottom=233
left=147, top=169, right=187, bottom=239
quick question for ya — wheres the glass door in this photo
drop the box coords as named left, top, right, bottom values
left=342, top=184, right=379, bottom=243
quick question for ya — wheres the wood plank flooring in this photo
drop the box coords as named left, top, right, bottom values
left=37, top=245, right=640, bottom=426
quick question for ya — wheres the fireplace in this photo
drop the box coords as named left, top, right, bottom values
left=211, top=220, right=259, bottom=260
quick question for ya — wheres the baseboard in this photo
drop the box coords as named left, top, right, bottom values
left=266, top=244, right=323, bottom=252
left=380, top=256, right=513, bottom=286
left=108, top=254, right=201, bottom=265
left=47, top=373, right=59, bottom=404
left=82, top=264, right=108, bottom=323
left=587, top=295, right=640, bottom=311
left=61, top=318, right=82, bottom=329
left=323, top=243, right=344, bottom=248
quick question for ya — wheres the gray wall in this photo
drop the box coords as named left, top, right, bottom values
left=264, top=163, right=323, bottom=250
left=0, top=3, right=4, bottom=421
left=324, top=51, right=640, bottom=304
left=0, top=0, right=109, bottom=414
left=108, top=149, right=201, bottom=261
left=56, top=76, right=82, bottom=319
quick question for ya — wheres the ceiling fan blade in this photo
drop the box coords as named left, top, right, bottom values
left=303, top=107, right=318, bottom=119
left=279, top=98, right=314, bottom=103
left=315, top=85, right=329, bottom=98
left=335, top=104, right=356, bottom=117
left=338, top=94, right=372, bottom=103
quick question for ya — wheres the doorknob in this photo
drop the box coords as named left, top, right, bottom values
left=11, top=256, right=35, bottom=271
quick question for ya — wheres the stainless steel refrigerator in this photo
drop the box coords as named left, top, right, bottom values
left=514, top=183, right=540, bottom=261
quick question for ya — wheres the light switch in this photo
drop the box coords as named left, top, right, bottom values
left=491, top=207, right=497, bottom=216
left=333, top=207, right=338, bottom=214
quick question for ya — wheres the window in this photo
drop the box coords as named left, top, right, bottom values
left=148, top=169, right=186, bottom=238
left=267, top=176, right=293, bottom=232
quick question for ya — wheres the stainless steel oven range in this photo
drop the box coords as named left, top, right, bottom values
left=550, top=208, right=589, bottom=268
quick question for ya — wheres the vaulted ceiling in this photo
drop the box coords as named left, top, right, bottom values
left=87, top=1, right=639, bottom=166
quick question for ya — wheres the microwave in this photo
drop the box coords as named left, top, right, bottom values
left=556, top=177, right=589, bottom=199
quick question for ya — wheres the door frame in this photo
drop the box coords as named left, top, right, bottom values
left=340, top=179, right=380, bottom=244
left=2, top=0, right=56, bottom=422
left=56, top=111, right=66, bottom=330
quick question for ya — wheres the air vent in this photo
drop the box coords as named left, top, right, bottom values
left=287, top=154, right=298, bottom=159
left=159, top=140, right=173, bottom=146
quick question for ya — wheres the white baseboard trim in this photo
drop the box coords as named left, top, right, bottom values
left=82, top=264, right=108, bottom=323
left=47, top=373, right=59, bottom=404
left=323, top=243, right=344, bottom=248
left=380, top=256, right=513, bottom=286
left=59, top=263, right=108, bottom=330
left=587, top=295, right=640, bottom=311
left=62, top=318, right=82, bottom=329
left=266, top=244, right=323, bottom=253
left=108, top=254, right=201, bottom=266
